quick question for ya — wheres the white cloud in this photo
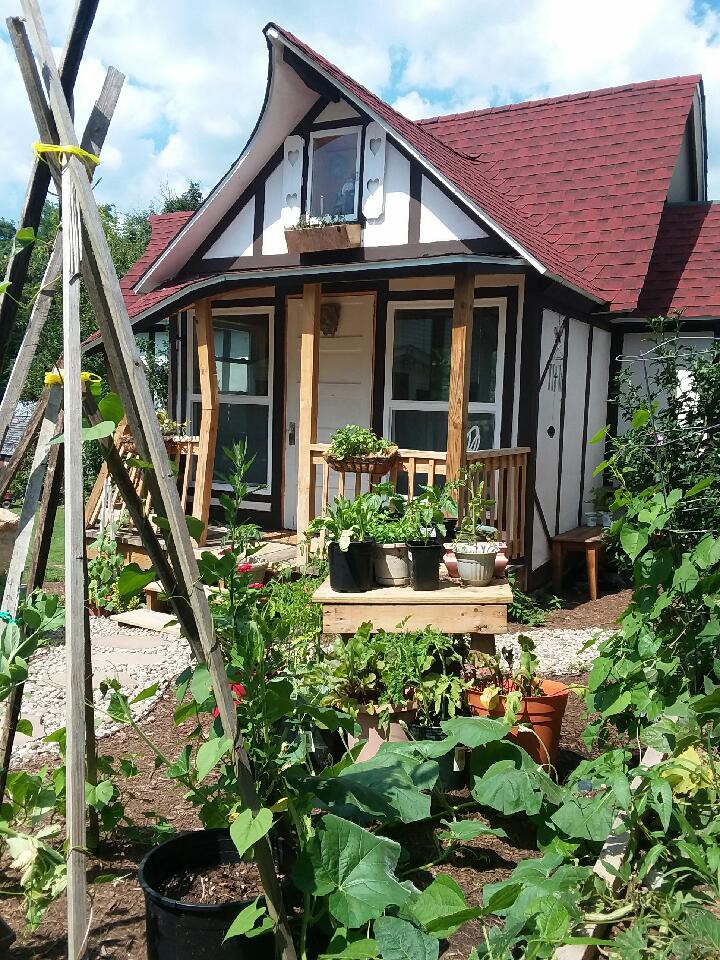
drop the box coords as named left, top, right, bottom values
left=0, top=0, right=719, bottom=223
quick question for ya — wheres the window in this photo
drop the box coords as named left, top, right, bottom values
left=189, top=309, right=273, bottom=492
left=308, top=127, right=361, bottom=220
left=385, top=302, right=504, bottom=453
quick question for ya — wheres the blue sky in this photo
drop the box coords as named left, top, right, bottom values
left=1, top=0, right=719, bottom=221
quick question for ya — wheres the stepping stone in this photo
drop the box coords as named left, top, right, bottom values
left=95, top=629, right=175, bottom=651
left=109, top=610, right=181, bottom=635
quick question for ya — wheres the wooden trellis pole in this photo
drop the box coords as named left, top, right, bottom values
left=15, top=3, right=297, bottom=957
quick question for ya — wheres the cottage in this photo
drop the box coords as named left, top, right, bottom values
left=109, top=23, right=718, bottom=581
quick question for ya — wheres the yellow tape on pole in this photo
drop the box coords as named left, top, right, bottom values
left=33, top=142, right=100, bottom=166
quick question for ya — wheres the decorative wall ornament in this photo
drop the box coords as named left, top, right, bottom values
left=362, top=121, right=387, bottom=220
left=281, top=134, right=304, bottom=229
left=320, top=302, right=341, bottom=337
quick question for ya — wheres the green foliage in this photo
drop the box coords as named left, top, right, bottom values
left=327, top=425, right=392, bottom=459
left=507, top=574, right=562, bottom=626
left=87, top=531, right=142, bottom=614
left=405, top=483, right=457, bottom=544
left=306, top=493, right=377, bottom=551
left=217, top=439, right=263, bottom=557
left=0, top=592, right=64, bottom=703
left=447, top=462, right=496, bottom=544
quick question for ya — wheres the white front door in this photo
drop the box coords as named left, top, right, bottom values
left=283, top=294, right=375, bottom=529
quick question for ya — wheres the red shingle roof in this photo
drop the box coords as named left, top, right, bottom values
left=121, top=211, right=195, bottom=319
left=636, top=203, right=720, bottom=318
left=417, top=76, right=699, bottom=312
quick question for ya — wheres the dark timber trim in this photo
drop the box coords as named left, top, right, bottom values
left=554, top=318, right=570, bottom=534
left=269, top=285, right=287, bottom=529
left=577, top=324, right=595, bottom=526
left=168, top=312, right=179, bottom=420
left=211, top=297, right=276, bottom=309
left=178, top=310, right=188, bottom=423
left=517, top=272, right=545, bottom=570
left=310, top=115, right=364, bottom=130
left=500, top=285, right=519, bottom=448
left=253, top=183, right=265, bottom=257
left=408, top=163, right=422, bottom=244
left=607, top=327, right=624, bottom=437
left=371, top=280, right=389, bottom=436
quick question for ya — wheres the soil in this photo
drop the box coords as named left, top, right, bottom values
left=157, top=860, right=263, bottom=905
left=1, top=678, right=595, bottom=959
left=540, top=583, right=630, bottom=630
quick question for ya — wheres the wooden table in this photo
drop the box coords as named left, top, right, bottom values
left=312, top=577, right=513, bottom=653
left=551, top=525, right=604, bottom=601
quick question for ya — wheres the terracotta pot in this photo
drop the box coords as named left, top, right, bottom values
left=494, top=543, right=509, bottom=578
left=467, top=678, right=569, bottom=769
left=347, top=705, right=416, bottom=762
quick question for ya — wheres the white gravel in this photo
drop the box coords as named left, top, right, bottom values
left=500, top=626, right=613, bottom=675
left=8, top=615, right=191, bottom=762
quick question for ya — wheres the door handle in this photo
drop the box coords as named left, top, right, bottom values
left=288, top=421, right=296, bottom=446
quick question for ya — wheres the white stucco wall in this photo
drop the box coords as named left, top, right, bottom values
left=419, top=176, right=488, bottom=243
left=203, top=196, right=255, bottom=259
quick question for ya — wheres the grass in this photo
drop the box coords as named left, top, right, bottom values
left=8, top=503, right=66, bottom=583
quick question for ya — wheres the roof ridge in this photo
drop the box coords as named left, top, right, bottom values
left=418, top=74, right=702, bottom=126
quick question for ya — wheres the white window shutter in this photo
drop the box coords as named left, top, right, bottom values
left=281, top=135, right=304, bottom=228
left=362, top=122, right=387, bottom=220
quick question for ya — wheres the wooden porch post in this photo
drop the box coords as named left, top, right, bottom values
left=446, top=270, right=475, bottom=491
left=296, top=283, right=321, bottom=555
left=192, top=299, right=219, bottom=545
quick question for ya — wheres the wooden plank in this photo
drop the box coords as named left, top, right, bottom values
left=322, top=602, right=508, bottom=636
left=446, top=271, right=475, bottom=488
left=0, top=0, right=99, bottom=376
left=61, top=164, right=88, bottom=960
left=313, top=577, right=513, bottom=605
left=17, top=10, right=297, bottom=955
left=296, top=283, right=320, bottom=549
left=191, top=299, right=218, bottom=545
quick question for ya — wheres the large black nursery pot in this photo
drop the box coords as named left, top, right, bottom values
left=328, top=539, right=374, bottom=592
left=138, top=829, right=274, bottom=960
left=409, top=723, right=467, bottom=791
left=407, top=541, right=443, bottom=591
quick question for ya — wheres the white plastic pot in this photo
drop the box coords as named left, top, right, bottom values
left=452, top=542, right=498, bottom=586
left=372, top=543, right=410, bottom=586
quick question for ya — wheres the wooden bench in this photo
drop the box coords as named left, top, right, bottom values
left=312, top=578, right=513, bottom=653
left=551, top=525, right=604, bottom=601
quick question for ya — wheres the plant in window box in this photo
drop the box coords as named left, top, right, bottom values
left=366, top=482, right=412, bottom=586
left=324, top=424, right=398, bottom=476
left=448, top=464, right=499, bottom=586
left=305, top=493, right=377, bottom=592
left=404, top=484, right=457, bottom=590
left=464, top=634, right=569, bottom=769
left=284, top=214, right=362, bottom=254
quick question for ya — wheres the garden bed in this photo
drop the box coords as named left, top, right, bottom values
left=1, top=677, right=592, bottom=958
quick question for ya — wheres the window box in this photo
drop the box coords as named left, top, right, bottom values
left=285, top=220, right=361, bottom=255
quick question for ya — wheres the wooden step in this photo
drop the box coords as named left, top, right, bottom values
left=109, top=609, right=182, bottom=636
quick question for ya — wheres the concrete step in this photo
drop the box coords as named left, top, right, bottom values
left=109, top=609, right=182, bottom=636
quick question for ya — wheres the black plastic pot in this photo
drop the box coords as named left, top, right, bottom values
left=409, top=723, right=467, bottom=791
left=138, top=829, right=274, bottom=960
left=442, top=518, right=458, bottom=542
left=328, top=540, right=374, bottom=592
left=407, top=541, right=443, bottom=591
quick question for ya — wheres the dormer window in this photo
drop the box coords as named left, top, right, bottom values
left=308, top=127, right=361, bottom=220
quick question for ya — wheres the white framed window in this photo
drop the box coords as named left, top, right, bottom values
left=384, top=299, right=506, bottom=453
left=187, top=305, right=274, bottom=497
left=307, top=126, right=362, bottom=220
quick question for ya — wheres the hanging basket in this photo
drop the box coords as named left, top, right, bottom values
left=324, top=446, right=399, bottom=476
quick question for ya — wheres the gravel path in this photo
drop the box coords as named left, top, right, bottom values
left=8, top=615, right=191, bottom=762
left=502, top=626, right=612, bottom=674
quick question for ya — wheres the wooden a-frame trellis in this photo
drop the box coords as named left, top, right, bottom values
left=1, top=2, right=297, bottom=957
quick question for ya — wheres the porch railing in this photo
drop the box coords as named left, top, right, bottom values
left=308, top=444, right=530, bottom=561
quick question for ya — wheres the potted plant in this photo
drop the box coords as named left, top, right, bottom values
left=326, top=622, right=415, bottom=761
left=87, top=530, right=142, bottom=615
left=405, top=484, right=457, bottom=591
left=464, top=635, right=568, bottom=769
left=324, top=424, right=398, bottom=476
left=449, top=465, right=499, bottom=586
left=305, top=494, right=376, bottom=592
left=138, top=828, right=274, bottom=960
left=385, top=627, right=469, bottom=790
left=366, top=482, right=412, bottom=586
left=284, top=214, right=362, bottom=254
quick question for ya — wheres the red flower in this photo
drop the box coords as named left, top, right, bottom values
left=248, top=582, right=264, bottom=590
left=236, top=562, right=253, bottom=574
left=212, top=682, right=246, bottom=717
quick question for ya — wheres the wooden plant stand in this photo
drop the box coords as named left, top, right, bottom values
left=312, top=577, right=512, bottom=652
left=551, top=526, right=605, bottom=601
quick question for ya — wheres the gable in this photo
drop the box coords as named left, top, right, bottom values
left=314, top=99, right=360, bottom=123
left=419, top=176, right=487, bottom=243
